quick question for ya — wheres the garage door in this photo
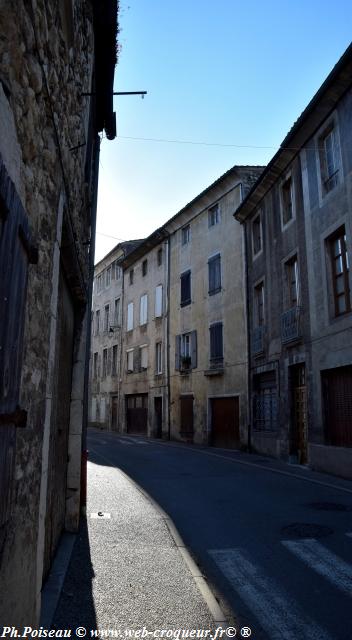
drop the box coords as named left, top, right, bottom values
left=211, top=397, right=240, bottom=448
left=322, top=366, right=352, bottom=447
left=126, top=394, right=148, bottom=435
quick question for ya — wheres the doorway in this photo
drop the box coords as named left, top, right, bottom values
left=290, top=364, right=308, bottom=463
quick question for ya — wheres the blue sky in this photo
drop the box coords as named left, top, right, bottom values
left=95, top=0, right=352, bottom=262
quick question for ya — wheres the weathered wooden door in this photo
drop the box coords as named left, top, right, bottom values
left=322, top=366, right=352, bottom=447
left=126, top=394, right=148, bottom=434
left=211, top=397, right=240, bottom=448
left=290, top=364, right=308, bottom=463
left=0, top=167, right=37, bottom=528
left=43, top=269, right=75, bottom=580
left=154, top=397, right=162, bottom=438
left=111, top=395, right=118, bottom=431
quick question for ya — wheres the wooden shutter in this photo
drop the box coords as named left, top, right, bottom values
left=210, top=323, right=223, bottom=359
left=0, top=157, right=37, bottom=526
left=191, top=330, right=197, bottom=369
left=181, top=271, right=191, bottom=306
left=208, top=254, right=221, bottom=294
left=175, top=335, right=181, bottom=370
left=127, top=302, right=133, bottom=330
left=155, top=285, right=163, bottom=317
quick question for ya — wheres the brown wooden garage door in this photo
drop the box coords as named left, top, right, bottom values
left=322, top=366, right=352, bottom=447
left=126, top=394, right=148, bottom=435
left=211, top=397, right=240, bottom=448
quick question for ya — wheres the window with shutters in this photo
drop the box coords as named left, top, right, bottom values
left=281, top=175, right=295, bottom=227
left=155, top=285, right=163, bottom=318
left=156, top=342, right=162, bottom=374
left=104, top=304, right=110, bottom=332
left=127, top=302, right=134, bottom=331
left=209, top=322, right=223, bottom=368
left=102, top=348, right=108, bottom=377
left=181, top=224, right=190, bottom=246
left=319, top=124, right=340, bottom=194
left=114, top=298, right=120, bottom=326
left=127, top=349, right=134, bottom=373
left=175, top=331, right=197, bottom=372
left=254, top=282, right=265, bottom=327
left=95, top=309, right=100, bottom=335
left=327, top=227, right=351, bottom=317
left=208, top=254, right=221, bottom=295
left=0, top=158, right=38, bottom=527
left=93, top=352, right=98, bottom=378
left=140, top=294, right=148, bottom=325
left=180, top=270, right=191, bottom=307
left=97, top=273, right=103, bottom=292
left=140, top=345, right=148, bottom=371
left=112, top=345, right=118, bottom=376
left=252, top=212, right=263, bottom=256
left=285, top=256, right=299, bottom=308
left=208, top=203, right=220, bottom=228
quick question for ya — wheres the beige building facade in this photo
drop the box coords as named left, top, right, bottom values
left=119, top=232, right=169, bottom=438
left=165, top=167, right=263, bottom=446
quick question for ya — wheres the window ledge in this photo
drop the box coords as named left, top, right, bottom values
left=204, top=367, right=224, bottom=377
left=180, top=369, right=191, bottom=376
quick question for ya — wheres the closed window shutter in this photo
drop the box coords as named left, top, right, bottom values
left=191, top=330, right=197, bottom=369
left=155, top=285, right=163, bottom=317
left=175, top=335, right=181, bottom=370
left=0, top=161, right=37, bottom=526
left=181, top=271, right=191, bottom=305
left=127, top=302, right=133, bottom=330
left=210, top=323, right=223, bottom=359
left=208, top=255, right=221, bottom=294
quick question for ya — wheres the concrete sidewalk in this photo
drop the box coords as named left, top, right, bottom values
left=49, top=458, right=225, bottom=632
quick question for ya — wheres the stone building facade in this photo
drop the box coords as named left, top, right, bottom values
left=0, top=0, right=117, bottom=625
left=118, top=231, right=169, bottom=438
left=90, top=240, right=142, bottom=430
left=235, top=43, right=352, bottom=479
left=165, top=166, right=263, bottom=446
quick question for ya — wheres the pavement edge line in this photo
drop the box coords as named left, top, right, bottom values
left=115, top=465, right=228, bottom=626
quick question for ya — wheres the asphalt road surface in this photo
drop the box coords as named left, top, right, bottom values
left=88, top=429, right=352, bottom=640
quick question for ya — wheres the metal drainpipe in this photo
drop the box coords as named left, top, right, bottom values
left=166, top=235, right=171, bottom=440
left=81, top=133, right=100, bottom=514
left=118, top=260, right=125, bottom=432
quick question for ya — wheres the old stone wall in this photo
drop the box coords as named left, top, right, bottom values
left=0, top=0, right=95, bottom=626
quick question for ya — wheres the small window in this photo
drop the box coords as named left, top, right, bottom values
left=140, top=294, right=148, bottom=325
left=157, top=248, right=163, bottom=266
left=156, top=342, right=162, bottom=374
left=104, top=304, right=110, bottom=332
left=93, top=352, right=98, bottom=378
left=112, top=345, right=118, bottom=376
left=112, top=260, right=121, bottom=280
left=180, top=271, right=191, bottom=307
left=140, top=345, right=148, bottom=370
left=210, top=322, right=223, bottom=363
left=142, top=259, right=148, bottom=276
left=254, top=282, right=265, bottom=327
left=208, top=254, right=221, bottom=295
left=175, top=331, right=197, bottom=371
left=281, top=176, right=294, bottom=226
left=208, top=203, right=220, bottom=228
left=95, top=309, right=100, bottom=335
left=114, top=298, right=120, bottom=326
left=97, top=274, right=103, bottom=292
left=105, top=266, right=111, bottom=287
left=127, top=302, right=134, bottom=331
left=320, top=126, right=339, bottom=194
left=328, top=228, right=350, bottom=317
left=155, top=285, right=163, bottom=317
left=285, top=256, right=299, bottom=308
left=181, top=224, right=190, bottom=246
left=102, top=348, right=108, bottom=378
left=129, top=269, right=134, bottom=285
left=252, top=213, right=262, bottom=256
left=127, top=349, right=134, bottom=373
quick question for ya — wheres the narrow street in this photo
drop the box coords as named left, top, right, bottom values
left=85, top=429, right=352, bottom=640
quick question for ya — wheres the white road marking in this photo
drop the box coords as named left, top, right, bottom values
left=282, top=538, right=352, bottom=596
left=209, top=548, right=332, bottom=640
